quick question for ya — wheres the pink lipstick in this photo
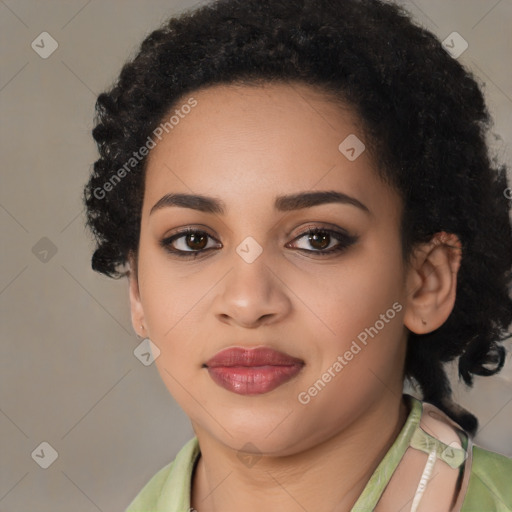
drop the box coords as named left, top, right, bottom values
left=204, top=346, right=304, bottom=395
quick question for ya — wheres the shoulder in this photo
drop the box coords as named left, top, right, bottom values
left=124, top=437, right=200, bottom=512
left=125, top=460, right=175, bottom=511
left=462, top=444, right=512, bottom=512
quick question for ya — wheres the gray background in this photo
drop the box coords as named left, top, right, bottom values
left=1, top=1, right=511, bottom=511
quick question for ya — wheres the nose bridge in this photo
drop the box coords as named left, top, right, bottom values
left=214, top=234, right=290, bottom=325
left=229, top=234, right=276, bottom=300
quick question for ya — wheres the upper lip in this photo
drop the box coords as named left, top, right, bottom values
left=205, top=346, right=304, bottom=368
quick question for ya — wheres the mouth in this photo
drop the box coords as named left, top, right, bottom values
left=204, top=346, right=305, bottom=395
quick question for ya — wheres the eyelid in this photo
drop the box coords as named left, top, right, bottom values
left=290, top=222, right=354, bottom=239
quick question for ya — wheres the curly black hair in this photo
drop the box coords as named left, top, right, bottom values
left=83, top=0, right=512, bottom=435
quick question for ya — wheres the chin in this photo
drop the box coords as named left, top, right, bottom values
left=196, top=410, right=316, bottom=456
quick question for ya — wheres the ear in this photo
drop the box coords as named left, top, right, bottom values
left=403, top=232, right=462, bottom=334
left=127, top=251, right=146, bottom=338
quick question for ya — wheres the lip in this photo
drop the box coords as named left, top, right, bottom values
left=204, top=347, right=304, bottom=395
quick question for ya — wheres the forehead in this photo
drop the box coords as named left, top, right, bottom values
left=142, top=82, right=398, bottom=219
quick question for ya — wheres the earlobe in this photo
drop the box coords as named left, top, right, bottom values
left=127, top=253, right=146, bottom=337
left=403, top=232, right=462, bottom=334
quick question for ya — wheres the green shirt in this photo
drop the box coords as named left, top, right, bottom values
left=126, top=397, right=512, bottom=511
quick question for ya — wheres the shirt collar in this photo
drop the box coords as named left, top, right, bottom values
left=156, top=395, right=423, bottom=511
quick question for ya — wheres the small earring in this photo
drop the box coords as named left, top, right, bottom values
left=135, top=324, right=145, bottom=340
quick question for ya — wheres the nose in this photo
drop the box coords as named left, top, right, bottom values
left=212, top=250, right=292, bottom=329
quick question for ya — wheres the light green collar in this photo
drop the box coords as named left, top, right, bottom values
left=153, top=395, right=424, bottom=511
left=350, top=394, right=422, bottom=510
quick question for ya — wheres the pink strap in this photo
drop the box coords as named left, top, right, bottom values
left=373, top=401, right=472, bottom=512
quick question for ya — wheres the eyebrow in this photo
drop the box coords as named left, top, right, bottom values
left=149, top=190, right=370, bottom=216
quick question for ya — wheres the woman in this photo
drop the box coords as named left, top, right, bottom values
left=83, top=0, right=512, bottom=510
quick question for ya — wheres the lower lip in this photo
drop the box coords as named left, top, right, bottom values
left=207, top=365, right=303, bottom=395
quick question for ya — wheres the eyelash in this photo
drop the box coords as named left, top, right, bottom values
left=160, top=226, right=358, bottom=260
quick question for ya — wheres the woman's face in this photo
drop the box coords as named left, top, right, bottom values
left=130, top=82, right=412, bottom=455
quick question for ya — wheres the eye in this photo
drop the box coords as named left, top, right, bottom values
left=160, top=228, right=221, bottom=259
left=160, top=225, right=358, bottom=259
left=286, top=226, right=358, bottom=256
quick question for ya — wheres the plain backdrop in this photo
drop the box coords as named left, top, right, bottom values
left=1, top=1, right=511, bottom=511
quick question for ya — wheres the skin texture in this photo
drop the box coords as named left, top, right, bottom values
left=128, top=82, right=462, bottom=512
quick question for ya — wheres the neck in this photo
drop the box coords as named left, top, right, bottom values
left=191, top=394, right=409, bottom=512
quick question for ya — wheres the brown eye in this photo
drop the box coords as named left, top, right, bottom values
left=160, top=226, right=358, bottom=260
left=160, top=228, right=220, bottom=258
left=308, top=231, right=331, bottom=250
left=287, top=227, right=358, bottom=256
left=184, top=232, right=208, bottom=251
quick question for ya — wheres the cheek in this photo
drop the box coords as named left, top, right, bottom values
left=292, top=248, right=407, bottom=432
left=295, top=233, right=405, bottom=349
left=137, top=242, right=206, bottom=343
